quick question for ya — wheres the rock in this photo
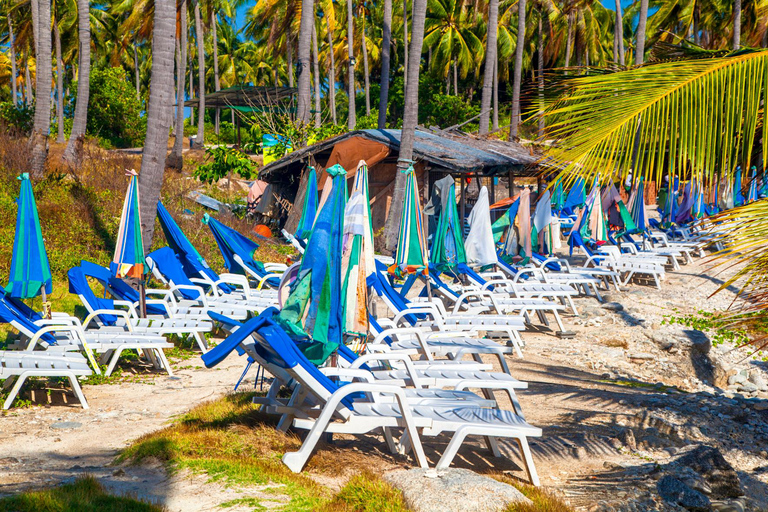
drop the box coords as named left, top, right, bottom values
left=711, top=499, right=746, bottom=512
left=112, top=469, right=126, bottom=477
left=738, top=383, right=758, bottom=393
left=672, top=445, right=743, bottom=499
left=657, top=475, right=711, bottom=511
left=0, top=457, right=20, bottom=465
left=753, top=401, right=768, bottom=411
left=602, top=302, right=624, bottom=312
left=713, top=361, right=732, bottom=389
left=685, top=330, right=712, bottom=355
left=384, top=468, right=531, bottom=512
left=619, top=428, right=637, bottom=451
left=629, top=353, right=655, bottom=361
left=748, top=373, right=767, bottom=390
left=50, top=421, right=82, bottom=430
left=729, top=374, right=747, bottom=386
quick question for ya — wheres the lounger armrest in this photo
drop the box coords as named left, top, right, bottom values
left=35, top=317, right=83, bottom=328
left=319, top=367, right=376, bottom=383
left=372, top=327, right=436, bottom=361
left=83, top=308, right=137, bottom=331
left=393, top=306, right=441, bottom=328
left=169, top=284, right=210, bottom=306
left=215, top=274, right=252, bottom=293
left=263, top=263, right=287, bottom=273
left=145, top=288, right=178, bottom=305
left=351, top=353, right=428, bottom=388
left=374, top=318, right=397, bottom=330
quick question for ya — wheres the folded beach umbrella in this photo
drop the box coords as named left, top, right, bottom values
left=201, top=213, right=274, bottom=281
left=551, top=178, right=565, bottom=213
left=464, top=187, right=498, bottom=268
left=341, top=161, right=375, bottom=338
left=662, top=177, right=679, bottom=226
left=734, top=166, right=746, bottom=207
left=156, top=201, right=210, bottom=277
left=603, top=184, right=637, bottom=236
left=747, top=166, right=758, bottom=203
left=295, top=166, right=318, bottom=240
left=629, top=177, right=648, bottom=232
left=112, top=169, right=146, bottom=280
left=691, top=180, right=706, bottom=220
left=4, top=173, right=52, bottom=301
left=561, top=178, right=586, bottom=215
left=533, top=189, right=559, bottom=254
left=430, top=175, right=466, bottom=271
left=389, top=165, right=428, bottom=277
left=277, top=164, right=347, bottom=364
left=577, top=181, right=608, bottom=244
left=675, top=181, right=694, bottom=224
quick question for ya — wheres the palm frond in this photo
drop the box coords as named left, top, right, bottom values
left=539, top=50, right=768, bottom=188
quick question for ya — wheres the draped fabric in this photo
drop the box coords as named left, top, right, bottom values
left=562, top=178, right=586, bottom=214
left=156, top=201, right=212, bottom=278
left=295, top=166, right=319, bottom=240
left=629, top=178, right=648, bottom=232
left=464, top=187, right=498, bottom=268
left=498, top=198, right=521, bottom=258
left=575, top=183, right=608, bottom=244
left=278, top=164, right=347, bottom=365
left=111, top=170, right=146, bottom=279
left=734, top=167, right=745, bottom=207
left=430, top=176, right=466, bottom=272
left=517, top=188, right=533, bottom=260
left=341, top=161, right=374, bottom=338
left=390, top=166, right=428, bottom=277
left=662, top=178, right=680, bottom=226
left=747, top=167, right=758, bottom=203
left=676, top=182, right=694, bottom=224
left=551, top=179, right=566, bottom=213
left=5, top=173, right=52, bottom=298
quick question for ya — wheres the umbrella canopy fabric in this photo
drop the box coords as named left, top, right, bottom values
left=747, top=167, right=758, bottom=203
left=156, top=201, right=210, bottom=277
left=551, top=179, right=565, bottom=213
left=464, top=187, right=498, bottom=268
left=662, top=177, right=680, bottom=226
left=277, top=164, right=347, bottom=364
left=295, top=166, right=319, bottom=240
left=431, top=175, right=467, bottom=271
left=692, top=180, right=706, bottom=219
left=514, top=188, right=533, bottom=261
left=4, top=173, right=52, bottom=299
left=676, top=182, right=694, bottom=224
left=629, top=178, right=648, bottom=232
left=532, top=189, right=560, bottom=254
left=734, top=167, right=745, bottom=207
left=561, top=178, right=586, bottom=214
left=341, top=161, right=374, bottom=338
left=496, top=198, right=521, bottom=257
left=111, top=170, right=146, bottom=279
left=390, top=166, right=428, bottom=277
left=602, top=185, right=636, bottom=236
left=577, top=182, right=608, bottom=244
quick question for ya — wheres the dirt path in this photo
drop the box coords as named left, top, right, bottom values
left=1, top=256, right=767, bottom=511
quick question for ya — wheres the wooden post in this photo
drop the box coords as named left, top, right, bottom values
left=236, top=114, right=242, bottom=147
left=508, top=171, right=515, bottom=197
left=460, top=174, right=466, bottom=233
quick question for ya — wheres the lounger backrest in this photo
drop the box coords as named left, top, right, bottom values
left=67, top=265, right=119, bottom=326
left=77, top=261, right=167, bottom=317
left=147, top=248, right=202, bottom=301
left=366, top=268, right=420, bottom=326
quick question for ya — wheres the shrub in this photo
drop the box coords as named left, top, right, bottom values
left=421, top=93, right=480, bottom=129
left=193, top=146, right=258, bottom=184
left=0, top=102, right=34, bottom=134
left=86, top=67, right=146, bottom=148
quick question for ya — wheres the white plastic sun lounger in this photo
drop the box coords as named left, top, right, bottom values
left=1, top=351, right=91, bottom=409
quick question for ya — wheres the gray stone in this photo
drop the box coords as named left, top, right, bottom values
left=738, top=383, right=758, bottom=393
left=748, top=373, right=766, bottom=389
left=50, top=421, right=82, bottom=430
left=672, top=445, right=743, bottom=499
left=384, top=468, right=531, bottom=512
left=657, top=475, right=711, bottom=511
left=685, top=330, right=712, bottom=355
left=629, top=352, right=655, bottom=361
left=602, top=302, right=624, bottom=312
left=729, top=374, right=747, bottom=386
left=619, top=428, right=637, bottom=451
left=753, top=401, right=768, bottom=411
left=711, top=499, right=746, bottom=512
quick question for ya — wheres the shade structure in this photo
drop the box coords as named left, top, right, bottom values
left=341, top=161, right=375, bottom=338
left=4, top=173, right=52, bottom=299
left=734, top=167, right=745, bottom=207
left=277, top=164, right=347, bottom=364
left=464, top=187, right=498, bottom=268
left=747, top=167, right=758, bottom=203
left=112, top=170, right=146, bottom=279
left=430, top=175, right=466, bottom=272
left=295, top=166, right=318, bottom=240
left=390, top=165, right=428, bottom=277
left=629, top=177, right=648, bottom=232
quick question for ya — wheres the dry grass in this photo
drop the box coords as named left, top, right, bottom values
left=602, top=338, right=629, bottom=349
left=488, top=473, right=574, bottom=512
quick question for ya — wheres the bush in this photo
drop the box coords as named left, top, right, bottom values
left=421, top=93, right=480, bottom=129
left=0, top=102, right=34, bottom=134
left=193, top=146, right=258, bottom=184
left=86, top=67, right=146, bottom=148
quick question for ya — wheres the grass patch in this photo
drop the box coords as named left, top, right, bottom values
left=0, top=475, right=163, bottom=512
left=602, top=338, right=629, bottom=349
left=318, top=471, right=408, bottom=512
left=489, top=473, right=574, bottom=512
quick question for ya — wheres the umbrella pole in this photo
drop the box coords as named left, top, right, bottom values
left=139, top=280, right=147, bottom=318
left=41, top=288, right=51, bottom=319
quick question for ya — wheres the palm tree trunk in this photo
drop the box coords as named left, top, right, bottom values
left=24, top=46, right=32, bottom=105
left=693, top=4, right=700, bottom=46
left=614, top=0, right=624, bottom=65
left=479, top=0, right=498, bottom=135
left=537, top=8, right=544, bottom=138
left=326, top=15, right=337, bottom=124
left=30, top=0, right=52, bottom=178
left=193, top=0, right=205, bottom=148
left=383, top=0, right=426, bottom=251
left=287, top=29, right=294, bottom=88
left=733, top=0, right=741, bottom=51
left=509, top=0, right=526, bottom=138
left=167, top=2, right=187, bottom=171
left=452, top=60, right=458, bottom=96
left=361, top=15, right=371, bottom=116
left=30, top=0, right=39, bottom=57
left=635, top=0, right=648, bottom=65
left=138, top=0, right=177, bottom=251
left=63, top=0, right=91, bottom=166
left=565, top=11, right=573, bottom=68
left=312, top=20, right=322, bottom=128
left=54, top=20, right=65, bottom=143
left=346, top=0, right=356, bottom=129
left=189, top=39, right=195, bottom=128
left=8, top=16, right=17, bottom=105
left=134, top=43, right=141, bottom=101
left=492, top=53, right=498, bottom=131
left=297, top=0, right=313, bottom=124
left=402, top=0, right=408, bottom=98
left=378, top=0, right=392, bottom=129
left=211, top=10, right=220, bottom=135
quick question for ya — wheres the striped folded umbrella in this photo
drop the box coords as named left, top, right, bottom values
left=389, top=165, right=428, bottom=277
left=111, top=169, right=146, bottom=279
left=295, top=166, right=319, bottom=240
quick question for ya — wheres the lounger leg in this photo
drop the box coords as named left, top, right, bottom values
left=515, top=437, right=540, bottom=486
left=552, top=309, right=566, bottom=333
left=592, top=284, right=603, bottom=302
left=105, top=348, right=124, bottom=377
left=485, top=436, right=502, bottom=457
left=155, top=349, right=174, bottom=377
left=2, top=376, right=17, bottom=392
left=67, top=375, right=89, bottom=409
left=566, top=296, right=578, bottom=316
left=383, top=427, right=398, bottom=454
left=192, top=332, right=208, bottom=352
left=436, top=426, right=471, bottom=470
left=3, top=375, right=27, bottom=410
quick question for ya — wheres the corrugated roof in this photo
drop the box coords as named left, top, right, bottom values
left=259, top=129, right=540, bottom=183
left=184, top=85, right=297, bottom=108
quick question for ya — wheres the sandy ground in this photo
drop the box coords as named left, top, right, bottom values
left=1, top=253, right=767, bottom=511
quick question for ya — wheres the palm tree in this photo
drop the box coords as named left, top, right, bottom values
left=613, top=0, right=623, bottom=65
left=312, top=17, right=322, bottom=127
left=7, top=12, right=18, bottom=104
left=62, top=0, right=91, bottom=166
left=360, top=2, right=371, bottom=116
left=53, top=13, right=63, bottom=143
left=635, top=0, right=649, bottom=65
left=377, top=0, right=392, bottom=128
left=382, top=0, right=427, bottom=251
left=325, top=7, right=337, bottom=123
left=138, top=0, right=176, bottom=249
left=192, top=0, right=205, bottom=148
left=346, top=0, right=356, bottom=128
left=508, top=0, right=525, bottom=138
left=30, top=0, right=52, bottom=178
left=167, top=0, right=188, bottom=170
left=297, top=0, right=313, bottom=123
left=733, top=0, right=741, bottom=50
left=479, top=0, right=499, bottom=135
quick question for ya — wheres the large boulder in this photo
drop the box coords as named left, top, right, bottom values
left=384, top=468, right=531, bottom=512
left=672, top=445, right=743, bottom=499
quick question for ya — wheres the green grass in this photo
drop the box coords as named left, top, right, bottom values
left=488, top=474, right=574, bottom=512
left=317, top=471, right=409, bottom=512
left=0, top=475, right=164, bottom=512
